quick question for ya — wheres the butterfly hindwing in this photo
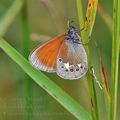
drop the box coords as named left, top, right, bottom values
left=56, top=40, right=88, bottom=79
left=29, top=34, right=65, bottom=72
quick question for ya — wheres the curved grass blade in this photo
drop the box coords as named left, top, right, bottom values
left=0, top=38, right=92, bottom=120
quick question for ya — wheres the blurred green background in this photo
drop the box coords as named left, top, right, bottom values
left=0, top=0, right=119, bottom=120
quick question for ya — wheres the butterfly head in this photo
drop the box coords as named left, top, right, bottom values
left=68, top=25, right=78, bottom=34
left=66, top=24, right=81, bottom=44
left=67, top=21, right=78, bottom=33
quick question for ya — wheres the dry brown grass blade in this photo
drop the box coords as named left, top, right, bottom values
left=100, top=60, right=109, bottom=94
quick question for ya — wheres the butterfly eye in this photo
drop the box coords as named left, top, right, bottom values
left=66, top=37, right=70, bottom=40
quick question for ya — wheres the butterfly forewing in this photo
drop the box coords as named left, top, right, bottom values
left=29, top=34, right=65, bottom=72
left=56, top=40, right=88, bottom=80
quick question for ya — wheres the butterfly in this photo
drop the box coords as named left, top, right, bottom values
left=29, top=24, right=88, bottom=80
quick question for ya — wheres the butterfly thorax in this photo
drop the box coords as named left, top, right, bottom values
left=66, top=26, right=82, bottom=44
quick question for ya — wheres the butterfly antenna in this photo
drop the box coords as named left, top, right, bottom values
left=67, top=20, right=74, bottom=28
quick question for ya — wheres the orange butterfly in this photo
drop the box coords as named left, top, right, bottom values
left=29, top=24, right=88, bottom=80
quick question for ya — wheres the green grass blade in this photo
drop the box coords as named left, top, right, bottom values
left=76, top=0, right=99, bottom=120
left=0, top=0, right=23, bottom=36
left=0, top=0, right=33, bottom=119
left=97, top=4, right=112, bottom=32
left=111, top=0, right=120, bottom=119
left=20, top=1, right=33, bottom=120
left=0, top=38, right=92, bottom=120
left=21, top=5, right=30, bottom=58
left=76, top=0, right=84, bottom=29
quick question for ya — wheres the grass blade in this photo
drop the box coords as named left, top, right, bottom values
left=20, top=1, right=33, bottom=120
left=76, top=0, right=84, bottom=29
left=100, top=60, right=111, bottom=120
left=76, top=0, right=99, bottom=120
left=0, top=0, right=23, bottom=36
left=0, top=38, right=92, bottom=120
left=97, top=3, right=112, bottom=32
left=111, top=0, right=120, bottom=119
left=85, top=0, right=98, bottom=37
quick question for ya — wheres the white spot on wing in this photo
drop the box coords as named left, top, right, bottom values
left=78, top=63, right=82, bottom=68
left=64, top=62, right=69, bottom=69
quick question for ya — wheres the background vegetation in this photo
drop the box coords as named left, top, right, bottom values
left=0, top=0, right=119, bottom=120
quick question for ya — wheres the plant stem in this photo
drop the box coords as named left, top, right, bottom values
left=76, top=0, right=84, bottom=29
left=105, top=93, right=111, bottom=120
left=21, top=2, right=30, bottom=58
left=21, top=1, right=33, bottom=120
left=0, top=0, right=23, bottom=36
left=111, top=0, right=120, bottom=119
left=76, top=0, right=99, bottom=120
